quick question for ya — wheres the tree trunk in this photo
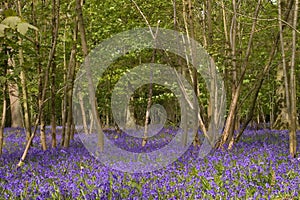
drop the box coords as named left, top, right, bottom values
left=17, top=0, right=31, bottom=141
left=233, top=0, right=295, bottom=144
left=181, top=0, right=203, bottom=146
left=39, top=0, right=60, bottom=151
left=226, top=0, right=238, bottom=146
left=34, top=0, right=47, bottom=151
left=7, top=52, right=23, bottom=128
left=76, top=0, right=104, bottom=151
left=288, top=0, right=298, bottom=158
left=50, top=0, right=60, bottom=148
left=17, top=0, right=44, bottom=166
left=40, top=112, right=47, bottom=150
left=63, top=57, right=76, bottom=147
left=125, top=96, right=136, bottom=129
left=273, top=68, right=289, bottom=129
left=219, top=0, right=261, bottom=148
left=8, top=83, right=23, bottom=128
left=0, top=65, right=7, bottom=156
left=273, top=0, right=295, bottom=130
left=62, top=18, right=78, bottom=146
left=142, top=81, right=153, bottom=147
left=62, top=17, right=77, bottom=146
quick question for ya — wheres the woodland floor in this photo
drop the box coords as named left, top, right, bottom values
left=0, top=127, right=300, bottom=199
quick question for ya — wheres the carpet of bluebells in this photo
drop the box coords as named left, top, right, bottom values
left=0, top=127, right=300, bottom=199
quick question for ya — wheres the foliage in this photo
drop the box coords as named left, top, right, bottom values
left=0, top=0, right=298, bottom=127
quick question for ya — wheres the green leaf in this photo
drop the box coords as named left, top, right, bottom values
left=2, top=16, right=21, bottom=29
left=200, top=176, right=211, bottom=190
left=17, top=22, right=38, bottom=35
left=17, top=22, right=29, bottom=35
left=214, top=174, right=223, bottom=187
left=243, top=79, right=250, bottom=84
left=0, top=76, right=6, bottom=84
left=0, top=24, right=9, bottom=37
left=1, top=16, right=38, bottom=36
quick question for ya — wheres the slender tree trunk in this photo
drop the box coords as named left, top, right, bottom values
left=0, top=66, right=7, bottom=156
left=50, top=0, right=60, bottom=148
left=51, top=33, right=57, bottom=146
left=181, top=0, right=203, bottom=146
left=181, top=0, right=190, bottom=146
left=8, top=83, right=23, bottom=128
left=273, top=0, right=295, bottom=130
left=125, top=96, right=136, bottom=129
left=70, top=122, right=75, bottom=140
left=225, top=0, right=238, bottom=147
left=259, top=104, right=266, bottom=129
left=142, top=29, right=158, bottom=147
left=7, top=50, right=23, bottom=128
left=17, top=0, right=31, bottom=140
left=142, top=79, right=153, bottom=147
left=18, top=0, right=59, bottom=162
left=219, top=0, right=261, bottom=148
left=131, top=0, right=157, bottom=146
left=17, top=112, right=43, bottom=167
left=203, top=0, right=220, bottom=146
left=76, top=0, right=104, bottom=151
left=40, top=112, right=47, bottom=150
left=6, top=45, right=23, bottom=128
left=205, top=0, right=214, bottom=120
left=39, top=0, right=60, bottom=151
left=289, top=0, right=298, bottom=158
left=63, top=57, right=76, bottom=147
left=61, top=18, right=68, bottom=146
left=89, top=110, right=94, bottom=133
left=17, top=0, right=43, bottom=167
left=20, top=66, right=31, bottom=140
left=233, top=0, right=295, bottom=144
left=142, top=39, right=157, bottom=147
left=235, top=61, right=282, bottom=141
left=63, top=18, right=77, bottom=146
left=78, top=92, right=89, bottom=133
left=36, top=0, right=48, bottom=151
left=278, top=0, right=290, bottom=125
left=188, top=0, right=201, bottom=146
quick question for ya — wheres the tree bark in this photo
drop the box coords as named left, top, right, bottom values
left=7, top=50, right=23, bottom=128
left=0, top=65, right=7, bottom=156
left=17, top=0, right=44, bottom=167
left=76, top=0, right=104, bottom=151
left=233, top=0, right=295, bottom=144
left=219, top=0, right=262, bottom=148
left=8, top=83, right=23, bottom=128
left=273, top=0, right=295, bottom=130
left=62, top=19, right=77, bottom=147
left=226, top=0, right=238, bottom=146
left=17, top=0, right=31, bottom=140
left=274, top=0, right=290, bottom=131
left=181, top=0, right=202, bottom=146
left=288, top=0, right=298, bottom=158
left=50, top=0, right=60, bottom=148
left=62, top=16, right=78, bottom=145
